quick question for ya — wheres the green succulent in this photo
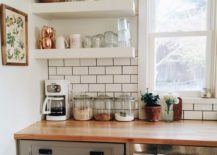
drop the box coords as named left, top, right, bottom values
left=141, top=88, right=160, bottom=107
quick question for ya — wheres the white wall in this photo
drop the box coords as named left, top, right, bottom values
left=0, top=1, right=47, bottom=155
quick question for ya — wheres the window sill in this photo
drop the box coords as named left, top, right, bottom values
left=182, top=97, right=217, bottom=104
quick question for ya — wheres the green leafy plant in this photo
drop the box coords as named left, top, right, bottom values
left=7, top=33, right=15, bottom=47
left=141, top=88, right=160, bottom=107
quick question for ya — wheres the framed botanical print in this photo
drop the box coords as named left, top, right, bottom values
left=1, top=4, right=28, bottom=66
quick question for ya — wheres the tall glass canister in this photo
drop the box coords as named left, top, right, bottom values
left=114, top=95, right=135, bottom=122
left=93, top=95, right=113, bottom=121
left=73, top=95, right=93, bottom=121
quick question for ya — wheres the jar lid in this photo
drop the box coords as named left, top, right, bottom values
left=73, top=95, right=92, bottom=100
left=115, top=95, right=135, bottom=101
left=94, top=95, right=113, bottom=100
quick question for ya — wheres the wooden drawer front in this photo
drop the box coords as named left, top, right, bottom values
left=18, top=140, right=125, bottom=155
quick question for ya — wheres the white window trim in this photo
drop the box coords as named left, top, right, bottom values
left=138, top=0, right=217, bottom=99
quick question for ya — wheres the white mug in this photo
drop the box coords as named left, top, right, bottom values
left=70, top=34, right=81, bottom=48
left=56, top=36, right=68, bottom=49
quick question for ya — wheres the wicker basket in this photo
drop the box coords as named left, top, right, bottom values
left=39, top=0, right=65, bottom=2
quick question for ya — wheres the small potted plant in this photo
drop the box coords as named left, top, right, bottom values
left=141, top=88, right=161, bottom=122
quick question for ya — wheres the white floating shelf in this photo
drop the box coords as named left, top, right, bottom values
left=32, top=0, right=135, bottom=19
left=34, top=47, right=135, bottom=59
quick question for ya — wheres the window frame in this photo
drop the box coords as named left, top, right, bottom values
left=138, top=0, right=216, bottom=98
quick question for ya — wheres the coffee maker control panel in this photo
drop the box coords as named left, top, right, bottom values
left=47, top=84, right=61, bottom=93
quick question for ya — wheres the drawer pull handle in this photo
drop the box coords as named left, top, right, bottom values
left=90, top=151, right=104, bottom=155
left=39, top=149, right=52, bottom=154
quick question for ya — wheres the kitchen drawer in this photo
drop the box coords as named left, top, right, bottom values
left=17, top=140, right=125, bottom=155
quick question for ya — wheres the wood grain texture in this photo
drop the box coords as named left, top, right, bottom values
left=14, top=120, right=217, bottom=147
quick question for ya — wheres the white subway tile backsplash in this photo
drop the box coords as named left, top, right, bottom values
left=49, top=67, right=56, bottom=75
left=73, top=67, right=88, bottom=75
left=130, top=75, right=138, bottom=83
left=182, top=104, right=194, bottom=110
left=114, top=75, right=130, bottom=83
left=106, top=84, right=122, bottom=92
left=203, top=112, right=217, bottom=120
left=213, top=105, right=217, bottom=111
left=65, top=76, right=80, bottom=83
left=81, top=75, right=96, bottom=83
left=97, top=58, right=113, bottom=66
left=65, top=59, right=80, bottom=66
left=85, top=92, right=98, bottom=97
left=131, top=93, right=138, bottom=100
left=106, top=66, right=122, bottom=74
left=89, top=84, right=105, bottom=92
left=123, top=66, right=138, bottom=74
left=80, top=59, right=96, bottom=66
left=73, top=84, right=88, bottom=92
left=97, top=75, right=113, bottom=83
left=49, top=59, right=64, bottom=66
left=49, top=76, right=64, bottom=80
left=89, top=67, right=105, bottom=75
left=114, top=92, right=130, bottom=97
left=184, top=111, right=202, bottom=120
left=194, top=104, right=212, bottom=111
left=114, top=58, right=130, bottom=65
left=131, top=57, right=138, bottom=66
left=122, top=84, right=138, bottom=92
left=57, top=67, right=72, bottom=75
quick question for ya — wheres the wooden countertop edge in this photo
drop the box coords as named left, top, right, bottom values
left=14, top=134, right=217, bottom=147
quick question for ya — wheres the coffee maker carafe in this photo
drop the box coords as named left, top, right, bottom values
left=42, top=80, right=70, bottom=121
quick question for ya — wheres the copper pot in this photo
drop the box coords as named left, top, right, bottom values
left=42, top=38, right=52, bottom=49
left=145, top=106, right=161, bottom=122
left=39, top=0, right=65, bottom=3
left=41, top=26, right=54, bottom=38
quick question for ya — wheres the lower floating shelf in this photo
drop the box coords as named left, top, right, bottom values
left=33, top=47, right=135, bottom=59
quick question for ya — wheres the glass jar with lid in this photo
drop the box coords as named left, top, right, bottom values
left=92, top=34, right=104, bottom=48
left=73, top=95, right=93, bottom=121
left=114, top=95, right=135, bottom=122
left=104, top=31, right=118, bottom=48
left=93, top=95, right=113, bottom=121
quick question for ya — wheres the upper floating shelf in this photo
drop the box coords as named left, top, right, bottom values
left=34, top=47, right=135, bottom=59
left=32, top=0, right=135, bottom=19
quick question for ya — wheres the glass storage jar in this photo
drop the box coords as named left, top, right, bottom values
left=104, top=31, right=118, bottom=47
left=114, top=95, right=135, bottom=122
left=92, top=34, right=104, bottom=48
left=83, top=36, right=92, bottom=48
left=73, top=95, right=93, bottom=121
left=93, top=95, right=113, bottom=121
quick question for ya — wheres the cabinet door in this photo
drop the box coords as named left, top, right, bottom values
left=18, top=140, right=125, bottom=155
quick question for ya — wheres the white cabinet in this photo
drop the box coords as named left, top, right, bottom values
left=18, top=140, right=125, bottom=155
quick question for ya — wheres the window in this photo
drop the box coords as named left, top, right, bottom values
left=147, top=0, right=213, bottom=94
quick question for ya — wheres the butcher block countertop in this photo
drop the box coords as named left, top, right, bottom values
left=14, top=120, right=217, bottom=147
